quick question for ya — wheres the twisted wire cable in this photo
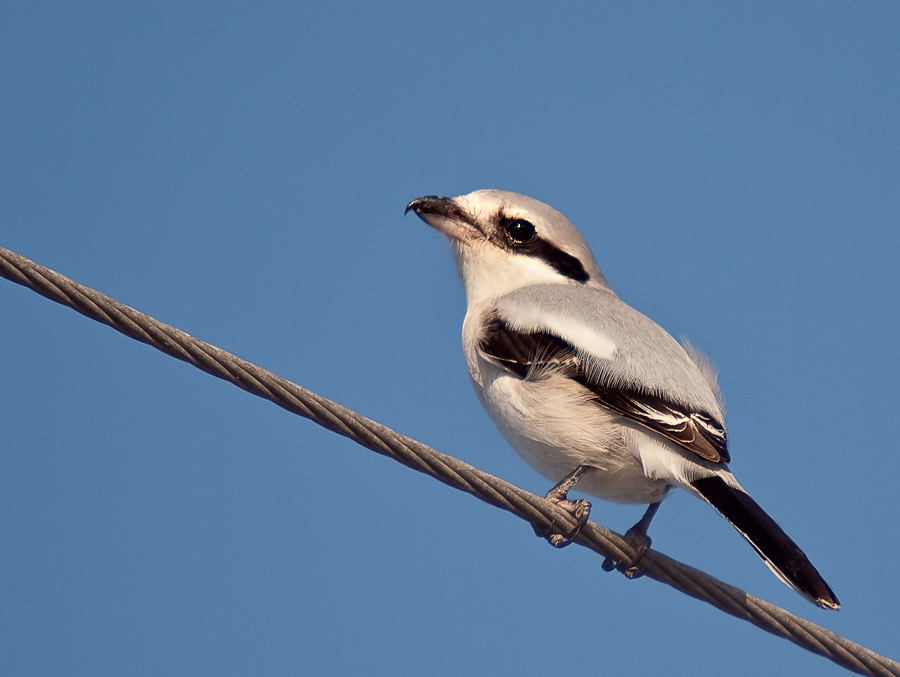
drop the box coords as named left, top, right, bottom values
left=0, top=245, right=896, bottom=677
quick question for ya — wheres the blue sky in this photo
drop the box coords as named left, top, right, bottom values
left=1, top=3, right=898, bottom=675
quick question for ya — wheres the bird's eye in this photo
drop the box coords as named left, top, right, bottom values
left=505, top=219, right=537, bottom=244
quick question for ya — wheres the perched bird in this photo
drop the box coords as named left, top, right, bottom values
left=406, top=189, right=839, bottom=610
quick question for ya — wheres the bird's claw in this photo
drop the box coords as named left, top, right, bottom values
left=602, top=526, right=653, bottom=578
left=537, top=497, right=592, bottom=548
left=534, top=465, right=593, bottom=548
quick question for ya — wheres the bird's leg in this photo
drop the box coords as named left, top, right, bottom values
left=535, top=464, right=593, bottom=549
left=602, top=489, right=669, bottom=578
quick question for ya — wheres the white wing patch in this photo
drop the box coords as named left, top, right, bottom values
left=561, top=319, right=618, bottom=360
left=498, top=298, right=618, bottom=360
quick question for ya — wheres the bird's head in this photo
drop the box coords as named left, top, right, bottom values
left=406, top=189, right=608, bottom=306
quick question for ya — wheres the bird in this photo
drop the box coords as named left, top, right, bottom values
left=406, top=189, right=839, bottom=610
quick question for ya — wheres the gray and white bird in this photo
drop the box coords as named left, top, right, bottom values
left=406, top=189, right=839, bottom=610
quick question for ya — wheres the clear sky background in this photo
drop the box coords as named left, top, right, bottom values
left=1, top=3, right=898, bottom=675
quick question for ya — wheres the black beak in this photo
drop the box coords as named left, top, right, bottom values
left=405, top=194, right=482, bottom=242
left=405, top=195, right=457, bottom=217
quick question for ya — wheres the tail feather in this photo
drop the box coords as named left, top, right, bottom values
left=691, top=476, right=840, bottom=610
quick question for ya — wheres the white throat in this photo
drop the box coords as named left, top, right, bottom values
left=451, top=239, right=575, bottom=308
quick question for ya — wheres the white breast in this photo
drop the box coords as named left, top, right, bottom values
left=468, top=349, right=670, bottom=505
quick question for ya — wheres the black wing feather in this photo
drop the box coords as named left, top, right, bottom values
left=479, top=314, right=729, bottom=464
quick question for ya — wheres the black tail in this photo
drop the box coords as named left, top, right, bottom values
left=692, top=476, right=840, bottom=610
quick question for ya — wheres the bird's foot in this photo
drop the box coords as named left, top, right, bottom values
left=601, top=499, right=664, bottom=578
left=534, top=465, right=592, bottom=548
left=539, top=497, right=592, bottom=548
left=602, top=525, right=653, bottom=578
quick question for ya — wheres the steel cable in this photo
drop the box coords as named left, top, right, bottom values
left=0, top=245, right=896, bottom=676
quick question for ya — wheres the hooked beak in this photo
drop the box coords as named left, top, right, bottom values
left=405, top=195, right=483, bottom=244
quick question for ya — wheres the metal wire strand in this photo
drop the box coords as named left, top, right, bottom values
left=0, top=245, right=896, bottom=677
